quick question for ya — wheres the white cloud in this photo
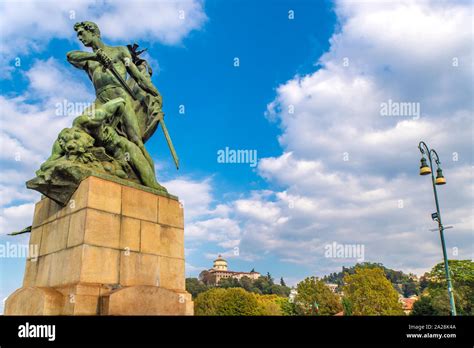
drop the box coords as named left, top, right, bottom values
left=0, top=203, right=35, bottom=235
left=0, top=58, right=94, bottom=234
left=25, top=58, right=93, bottom=104
left=234, top=198, right=285, bottom=224
left=250, top=0, right=474, bottom=275
left=187, top=217, right=241, bottom=245
left=162, top=177, right=213, bottom=221
left=0, top=0, right=207, bottom=77
left=0, top=59, right=93, bottom=168
left=161, top=177, right=244, bottom=250
left=1, top=0, right=471, bottom=281
left=266, top=0, right=472, bottom=174
left=96, top=0, right=207, bottom=44
left=0, top=0, right=207, bottom=235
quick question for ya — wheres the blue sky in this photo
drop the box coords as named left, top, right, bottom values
left=0, top=0, right=472, bottom=312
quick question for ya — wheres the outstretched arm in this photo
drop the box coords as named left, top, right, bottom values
left=121, top=48, right=160, bottom=97
left=66, top=50, right=98, bottom=69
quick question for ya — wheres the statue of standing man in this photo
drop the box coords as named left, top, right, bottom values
left=27, top=21, right=178, bottom=205
left=68, top=21, right=157, bottom=168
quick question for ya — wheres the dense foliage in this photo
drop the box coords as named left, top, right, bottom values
left=412, top=260, right=473, bottom=316
left=194, top=288, right=261, bottom=316
left=323, top=262, right=419, bottom=297
left=194, top=288, right=294, bottom=316
left=343, top=267, right=405, bottom=315
left=188, top=260, right=473, bottom=316
left=187, top=273, right=291, bottom=299
left=185, top=278, right=209, bottom=298
left=294, top=277, right=342, bottom=315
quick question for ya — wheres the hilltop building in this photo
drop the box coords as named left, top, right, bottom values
left=200, top=255, right=260, bottom=285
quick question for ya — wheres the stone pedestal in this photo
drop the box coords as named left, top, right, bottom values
left=4, top=176, right=193, bottom=315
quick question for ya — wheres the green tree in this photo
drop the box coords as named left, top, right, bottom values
left=323, top=262, right=416, bottom=293
left=199, top=270, right=216, bottom=286
left=255, top=294, right=283, bottom=315
left=269, top=284, right=291, bottom=297
left=218, top=277, right=241, bottom=288
left=413, top=260, right=474, bottom=315
left=266, top=272, right=274, bottom=285
left=185, top=278, right=208, bottom=298
left=275, top=296, right=297, bottom=316
left=195, top=272, right=292, bottom=298
left=402, top=278, right=419, bottom=297
left=280, top=277, right=286, bottom=287
left=429, top=260, right=474, bottom=284
left=342, top=297, right=353, bottom=316
left=294, top=277, right=342, bottom=315
left=238, top=275, right=290, bottom=296
left=419, top=274, right=430, bottom=293
left=254, top=276, right=273, bottom=294
left=411, top=295, right=437, bottom=316
left=343, top=267, right=404, bottom=315
left=194, top=287, right=225, bottom=315
left=194, top=288, right=261, bottom=316
left=240, top=276, right=255, bottom=292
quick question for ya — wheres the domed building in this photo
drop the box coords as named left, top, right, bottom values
left=213, top=255, right=228, bottom=271
left=200, top=255, right=260, bottom=285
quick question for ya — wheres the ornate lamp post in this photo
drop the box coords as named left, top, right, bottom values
left=418, top=141, right=456, bottom=316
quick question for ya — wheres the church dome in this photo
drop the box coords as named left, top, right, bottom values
left=212, top=255, right=228, bottom=271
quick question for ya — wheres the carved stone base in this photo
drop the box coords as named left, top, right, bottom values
left=4, top=176, right=193, bottom=315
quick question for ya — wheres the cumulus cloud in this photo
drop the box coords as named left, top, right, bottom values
left=0, top=0, right=471, bottom=282
left=0, top=0, right=207, bottom=77
left=0, top=0, right=207, bottom=231
left=0, top=57, right=96, bottom=235
left=266, top=0, right=472, bottom=173
left=249, top=0, right=473, bottom=275
left=96, top=0, right=207, bottom=44
left=162, top=177, right=213, bottom=220
left=162, top=177, right=244, bottom=252
left=0, top=58, right=94, bottom=165
left=0, top=203, right=35, bottom=236
left=187, top=217, right=241, bottom=246
left=0, top=0, right=207, bottom=235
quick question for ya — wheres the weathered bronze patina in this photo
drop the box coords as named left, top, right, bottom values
left=27, top=21, right=178, bottom=205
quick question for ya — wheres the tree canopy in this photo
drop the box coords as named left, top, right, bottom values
left=195, top=288, right=261, bottom=316
left=323, top=262, right=418, bottom=296
left=412, top=260, right=473, bottom=316
left=187, top=274, right=291, bottom=299
left=185, top=278, right=209, bottom=298
left=343, top=267, right=404, bottom=315
left=294, top=277, right=342, bottom=315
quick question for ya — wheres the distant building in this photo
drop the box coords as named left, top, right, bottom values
left=326, top=283, right=338, bottom=293
left=200, top=255, right=260, bottom=285
left=289, top=289, right=298, bottom=303
left=399, top=294, right=418, bottom=315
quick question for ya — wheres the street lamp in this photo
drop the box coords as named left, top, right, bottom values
left=418, top=141, right=456, bottom=316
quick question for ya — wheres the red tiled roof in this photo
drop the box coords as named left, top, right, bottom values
left=209, top=269, right=259, bottom=275
left=401, top=298, right=417, bottom=310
